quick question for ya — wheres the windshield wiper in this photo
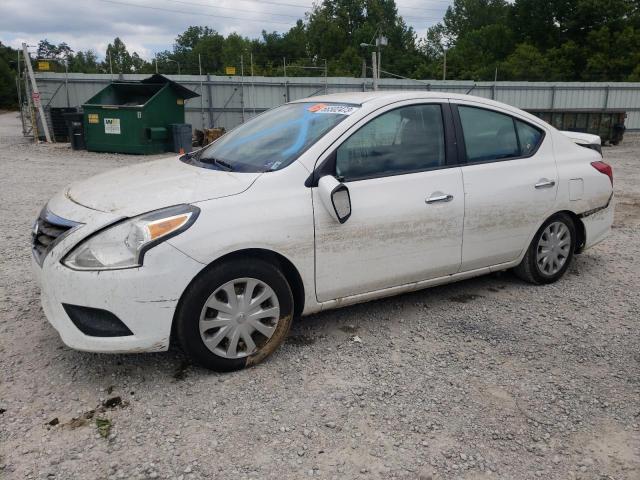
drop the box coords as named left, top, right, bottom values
left=200, top=156, right=234, bottom=171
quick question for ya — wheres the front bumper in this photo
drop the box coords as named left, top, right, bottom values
left=32, top=200, right=205, bottom=353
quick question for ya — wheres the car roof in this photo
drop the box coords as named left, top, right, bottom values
left=292, top=90, right=506, bottom=105
left=291, top=91, right=449, bottom=105
left=292, top=90, right=549, bottom=129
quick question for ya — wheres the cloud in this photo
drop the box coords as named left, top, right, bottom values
left=0, top=0, right=447, bottom=60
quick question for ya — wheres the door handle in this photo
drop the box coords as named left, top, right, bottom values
left=535, top=179, right=556, bottom=189
left=426, top=194, right=454, bottom=204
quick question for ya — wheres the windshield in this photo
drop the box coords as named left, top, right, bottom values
left=191, top=102, right=359, bottom=172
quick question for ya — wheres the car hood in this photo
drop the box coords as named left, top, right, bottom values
left=66, top=157, right=261, bottom=216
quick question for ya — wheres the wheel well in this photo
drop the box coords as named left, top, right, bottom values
left=183, top=248, right=305, bottom=316
left=170, top=248, right=305, bottom=349
left=557, top=210, right=586, bottom=253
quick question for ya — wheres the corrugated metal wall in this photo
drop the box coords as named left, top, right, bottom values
left=34, top=73, right=640, bottom=131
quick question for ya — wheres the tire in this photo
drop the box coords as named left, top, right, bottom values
left=176, top=258, right=294, bottom=372
left=514, top=213, right=576, bottom=285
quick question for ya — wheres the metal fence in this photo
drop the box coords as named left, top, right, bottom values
left=34, top=72, right=640, bottom=131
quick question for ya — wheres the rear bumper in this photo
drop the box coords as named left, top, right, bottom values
left=580, top=198, right=614, bottom=250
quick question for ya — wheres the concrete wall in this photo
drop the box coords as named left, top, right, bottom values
left=34, top=73, right=640, bottom=131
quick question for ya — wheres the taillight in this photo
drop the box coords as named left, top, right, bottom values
left=591, top=161, right=613, bottom=186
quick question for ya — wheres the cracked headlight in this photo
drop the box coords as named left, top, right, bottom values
left=63, top=205, right=199, bottom=271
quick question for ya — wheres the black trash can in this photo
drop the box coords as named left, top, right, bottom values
left=63, top=112, right=86, bottom=150
left=51, top=107, right=78, bottom=141
left=70, top=121, right=86, bottom=150
left=170, top=123, right=193, bottom=154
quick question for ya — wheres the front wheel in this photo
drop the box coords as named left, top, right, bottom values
left=176, top=258, right=294, bottom=372
left=514, top=213, right=576, bottom=285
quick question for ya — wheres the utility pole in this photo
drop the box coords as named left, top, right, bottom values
left=324, top=58, right=328, bottom=94
left=250, top=52, right=256, bottom=115
left=443, top=49, right=447, bottom=81
left=155, top=56, right=158, bottom=73
left=283, top=57, right=289, bottom=102
left=22, top=43, right=52, bottom=143
left=26, top=72, right=38, bottom=140
left=108, top=50, right=113, bottom=81
left=372, top=51, right=378, bottom=91
left=17, top=48, right=26, bottom=136
left=198, top=54, right=205, bottom=130
left=240, top=54, right=245, bottom=122
left=375, top=35, right=387, bottom=79
left=64, top=56, right=70, bottom=107
left=361, top=34, right=386, bottom=85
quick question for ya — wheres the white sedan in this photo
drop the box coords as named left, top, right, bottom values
left=32, top=92, right=614, bottom=371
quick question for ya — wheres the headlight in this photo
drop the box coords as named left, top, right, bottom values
left=63, top=205, right=199, bottom=271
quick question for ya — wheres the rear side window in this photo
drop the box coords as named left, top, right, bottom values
left=458, top=106, right=543, bottom=163
left=336, top=104, right=445, bottom=181
left=516, top=120, right=543, bottom=156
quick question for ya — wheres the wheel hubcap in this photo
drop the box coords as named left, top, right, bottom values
left=536, top=221, right=571, bottom=276
left=199, top=278, right=280, bottom=359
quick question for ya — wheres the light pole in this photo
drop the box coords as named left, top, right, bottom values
left=361, top=35, right=387, bottom=85
left=166, top=59, right=181, bottom=75
left=443, top=48, right=447, bottom=81
left=441, top=36, right=451, bottom=82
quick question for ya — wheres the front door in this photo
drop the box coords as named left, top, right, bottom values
left=313, top=103, right=465, bottom=302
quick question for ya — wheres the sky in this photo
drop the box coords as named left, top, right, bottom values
left=0, top=0, right=452, bottom=60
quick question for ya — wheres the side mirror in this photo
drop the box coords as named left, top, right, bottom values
left=318, top=176, right=352, bottom=224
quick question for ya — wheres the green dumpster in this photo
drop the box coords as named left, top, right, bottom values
left=82, top=74, right=199, bottom=154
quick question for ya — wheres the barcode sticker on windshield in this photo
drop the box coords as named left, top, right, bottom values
left=308, top=104, right=358, bottom=115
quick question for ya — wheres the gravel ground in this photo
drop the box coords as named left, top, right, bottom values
left=0, top=110, right=638, bottom=480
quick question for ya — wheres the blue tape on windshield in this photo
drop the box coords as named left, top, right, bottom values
left=214, top=115, right=302, bottom=156
left=281, top=109, right=313, bottom=156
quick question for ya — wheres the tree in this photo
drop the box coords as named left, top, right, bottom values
left=304, top=0, right=425, bottom=77
left=68, top=50, right=100, bottom=73
left=23, top=0, right=640, bottom=82
left=501, top=43, right=549, bottom=80
left=0, top=42, right=18, bottom=109
left=37, top=39, right=73, bottom=60
left=103, top=37, right=150, bottom=74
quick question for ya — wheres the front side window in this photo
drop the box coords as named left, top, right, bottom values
left=191, top=102, right=358, bottom=172
left=336, top=104, right=446, bottom=181
left=458, top=106, right=543, bottom=163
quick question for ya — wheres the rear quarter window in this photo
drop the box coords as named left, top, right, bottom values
left=458, top=105, right=544, bottom=163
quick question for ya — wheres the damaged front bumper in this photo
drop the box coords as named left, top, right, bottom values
left=32, top=196, right=205, bottom=353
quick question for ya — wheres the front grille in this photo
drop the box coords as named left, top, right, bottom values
left=32, top=208, right=80, bottom=266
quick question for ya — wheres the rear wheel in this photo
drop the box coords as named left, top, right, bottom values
left=176, top=258, right=294, bottom=372
left=514, top=213, right=576, bottom=285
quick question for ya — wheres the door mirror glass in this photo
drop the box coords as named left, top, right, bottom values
left=318, top=176, right=352, bottom=224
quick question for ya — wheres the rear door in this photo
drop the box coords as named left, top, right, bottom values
left=313, top=101, right=465, bottom=302
left=452, top=101, right=558, bottom=271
